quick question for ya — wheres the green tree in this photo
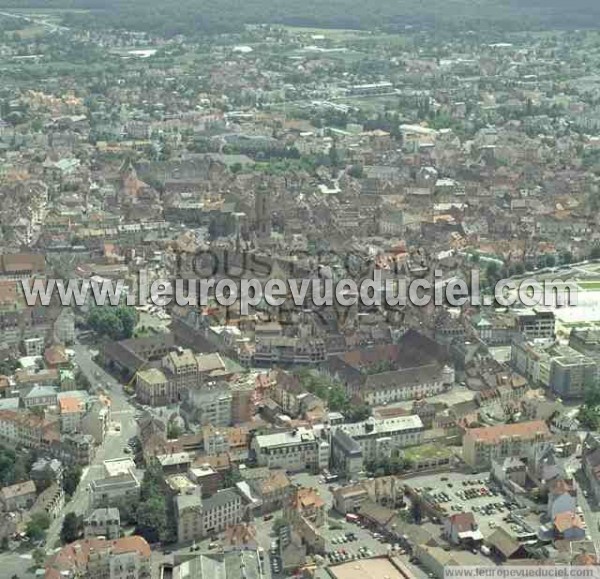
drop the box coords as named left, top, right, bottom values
left=410, top=497, right=423, bottom=524
left=62, top=465, right=82, bottom=497
left=591, top=246, right=600, bottom=260
left=513, top=262, right=525, bottom=275
left=0, top=446, right=17, bottom=486
left=344, top=405, right=372, bottom=423
left=136, top=495, right=167, bottom=543
left=60, top=513, right=82, bottom=544
left=114, top=497, right=137, bottom=525
left=348, top=164, right=364, bottom=178
left=135, top=460, right=168, bottom=543
left=328, top=140, right=340, bottom=169
left=222, top=468, right=242, bottom=488
left=166, top=423, right=183, bottom=440
left=485, top=261, right=501, bottom=286
left=0, top=359, right=19, bottom=375
left=26, top=512, right=50, bottom=541
left=559, top=250, right=573, bottom=265
left=32, top=547, right=46, bottom=568
left=87, top=306, right=138, bottom=340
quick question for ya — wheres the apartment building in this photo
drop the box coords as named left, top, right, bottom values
left=243, top=468, right=291, bottom=514
left=31, top=457, right=63, bottom=491
left=287, top=486, right=327, bottom=528
left=22, top=385, right=57, bottom=409
left=510, top=339, right=553, bottom=386
left=253, top=336, right=326, bottom=366
left=0, top=409, right=52, bottom=449
left=202, top=488, right=245, bottom=536
left=89, top=472, right=141, bottom=509
left=23, top=337, right=44, bottom=357
left=230, top=379, right=257, bottom=424
left=136, top=368, right=169, bottom=406
left=330, top=429, right=363, bottom=478
left=84, top=507, right=121, bottom=540
left=0, top=480, right=36, bottom=511
left=462, top=420, right=552, bottom=468
left=361, top=364, right=454, bottom=406
left=185, top=383, right=232, bottom=427
left=175, top=487, right=245, bottom=543
left=162, top=348, right=199, bottom=399
left=203, top=424, right=230, bottom=456
left=188, top=465, right=222, bottom=497
left=252, top=427, right=330, bottom=473
left=175, top=490, right=203, bottom=543
left=31, top=482, right=65, bottom=521
left=59, top=395, right=86, bottom=433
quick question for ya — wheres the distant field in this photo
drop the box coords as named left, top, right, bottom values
left=578, top=280, right=600, bottom=291
left=339, top=94, right=401, bottom=113
left=13, top=25, right=46, bottom=38
left=282, top=26, right=407, bottom=49
left=280, top=25, right=364, bottom=38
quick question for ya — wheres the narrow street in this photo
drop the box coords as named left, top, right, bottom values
left=45, top=341, right=138, bottom=548
left=562, top=455, right=600, bottom=546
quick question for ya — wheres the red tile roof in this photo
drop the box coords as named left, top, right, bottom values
left=465, top=420, right=550, bottom=443
left=45, top=536, right=151, bottom=579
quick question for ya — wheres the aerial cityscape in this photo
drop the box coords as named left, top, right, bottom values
left=1, top=2, right=600, bottom=579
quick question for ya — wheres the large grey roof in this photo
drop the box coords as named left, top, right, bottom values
left=174, top=549, right=267, bottom=579
left=203, top=488, right=241, bottom=511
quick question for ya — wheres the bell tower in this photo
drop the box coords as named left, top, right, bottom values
left=255, top=182, right=272, bottom=239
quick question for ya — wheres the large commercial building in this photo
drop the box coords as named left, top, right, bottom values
left=160, top=549, right=269, bottom=579
left=549, top=350, right=598, bottom=400
left=513, top=308, right=556, bottom=341
left=569, top=328, right=600, bottom=362
left=325, top=331, right=453, bottom=405
left=135, top=348, right=228, bottom=406
left=334, top=416, right=424, bottom=463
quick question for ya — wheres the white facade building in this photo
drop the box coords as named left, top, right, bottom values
left=252, top=427, right=329, bottom=472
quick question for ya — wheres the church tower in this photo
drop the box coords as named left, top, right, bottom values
left=255, top=183, right=272, bottom=239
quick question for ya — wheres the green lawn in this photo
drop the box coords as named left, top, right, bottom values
left=404, top=444, right=454, bottom=462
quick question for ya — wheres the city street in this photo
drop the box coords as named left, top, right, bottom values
left=565, top=457, right=600, bottom=545
left=44, top=341, right=139, bottom=549
left=577, top=486, right=599, bottom=545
